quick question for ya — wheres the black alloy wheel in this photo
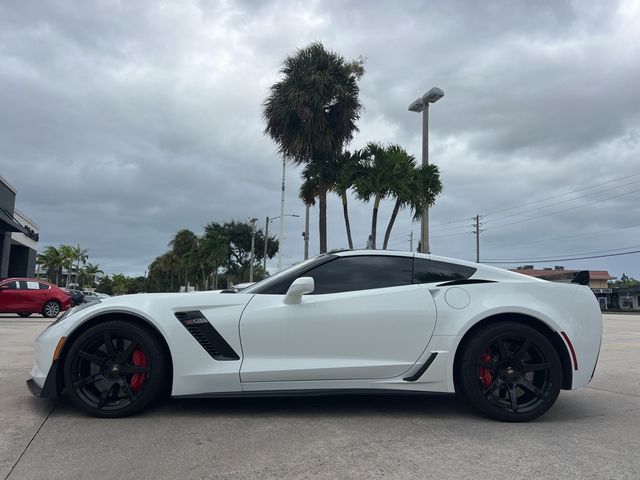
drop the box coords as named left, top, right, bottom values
left=63, top=320, right=167, bottom=417
left=459, top=322, right=562, bottom=422
left=42, top=301, right=61, bottom=318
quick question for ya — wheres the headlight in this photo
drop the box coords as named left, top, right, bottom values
left=48, top=300, right=101, bottom=327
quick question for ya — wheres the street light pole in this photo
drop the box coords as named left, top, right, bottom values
left=263, top=214, right=300, bottom=275
left=263, top=216, right=269, bottom=274
left=249, top=218, right=257, bottom=282
left=278, top=157, right=286, bottom=271
left=409, top=87, right=444, bottom=254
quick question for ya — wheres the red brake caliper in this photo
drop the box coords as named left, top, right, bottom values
left=130, top=348, right=148, bottom=393
left=479, top=349, right=493, bottom=388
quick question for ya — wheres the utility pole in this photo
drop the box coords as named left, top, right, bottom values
left=249, top=218, right=257, bottom=282
left=303, top=204, right=310, bottom=260
left=473, top=214, right=482, bottom=263
left=409, top=231, right=414, bottom=252
left=263, top=216, right=269, bottom=274
left=277, top=157, right=286, bottom=271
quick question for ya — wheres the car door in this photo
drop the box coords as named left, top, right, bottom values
left=0, top=281, right=23, bottom=312
left=239, top=254, right=437, bottom=382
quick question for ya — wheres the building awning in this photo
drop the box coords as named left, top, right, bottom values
left=0, top=207, right=27, bottom=234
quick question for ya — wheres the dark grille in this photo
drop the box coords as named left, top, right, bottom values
left=175, top=310, right=240, bottom=361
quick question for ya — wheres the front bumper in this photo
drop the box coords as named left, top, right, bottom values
left=26, top=360, right=60, bottom=399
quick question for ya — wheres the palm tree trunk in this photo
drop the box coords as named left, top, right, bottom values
left=341, top=192, right=353, bottom=249
left=318, top=180, right=328, bottom=254
left=370, top=194, right=381, bottom=249
left=382, top=198, right=402, bottom=249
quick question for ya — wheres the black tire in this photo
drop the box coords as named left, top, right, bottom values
left=18, top=313, right=32, bottom=318
left=42, top=301, right=61, bottom=318
left=459, top=322, right=562, bottom=422
left=63, top=320, right=168, bottom=418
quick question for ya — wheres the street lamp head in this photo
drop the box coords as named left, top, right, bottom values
left=422, top=87, right=444, bottom=104
left=408, top=98, right=424, bottom=112
left=408, top=87, right=445, bottom=113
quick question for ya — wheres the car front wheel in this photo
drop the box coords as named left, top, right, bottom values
left=63, top=320, right=167, bottom=417
left=459, top=322, right=562, bottom=422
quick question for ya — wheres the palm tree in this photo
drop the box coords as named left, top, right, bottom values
left=333, top=149, right=364, bottom=249
left=69, top=244, right=88, bottom=286
left=169, top=229, right=199, bottom=288
left=58, top=245, right=75, bottom=287
left=83, top=263, right=103, bottom=289
left=264, top=42, right=364, bottom=254
left=36, top=246, right=64, bottom=285
left=354, top=143, right=398, bottom=249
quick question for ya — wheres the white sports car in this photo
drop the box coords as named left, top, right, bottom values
left=27, top=250, right=602, bottom=422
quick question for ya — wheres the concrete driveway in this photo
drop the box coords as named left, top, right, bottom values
left=1, top=313, right=639, bottom=479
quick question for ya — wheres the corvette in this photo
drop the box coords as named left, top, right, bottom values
left=27, top=250, right=602, bottom=421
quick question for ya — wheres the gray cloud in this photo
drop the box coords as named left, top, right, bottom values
left=1, top=0, right=639, bottom=279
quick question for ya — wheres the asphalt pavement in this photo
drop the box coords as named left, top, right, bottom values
left=1, top=313, right=639, bottom=479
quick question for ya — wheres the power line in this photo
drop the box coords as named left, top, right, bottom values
left=484, top=245, right=640, bottom=262
left=484, top=188, right=640, bottom=231
left=484, top=249, right=640, bottom=264
left=482, top=171, right=640, bottom=218
left=482, top=178, right=640, bottom=224
left=480, top=223, right=640, bottom=253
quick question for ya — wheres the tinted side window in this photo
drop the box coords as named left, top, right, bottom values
left=39, top=283, right=50, bottom=290
left=3, top=281, right=18, bottom=289
left=305, top=255, right=413, bottom=294
left=413, top=259, right=476, bottom=284
left=17, top=281, right=28, bottom=290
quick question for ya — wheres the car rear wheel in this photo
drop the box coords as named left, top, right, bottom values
left=18, top=313, right=32, bottom=318
left=459, top=322, right=562, bottom=422
left=63, top=320, right=167, bottom=418
left=42, top=301, right=61, bottom=318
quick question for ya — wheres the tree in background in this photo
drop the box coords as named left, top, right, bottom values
left=354, top=143, right=397, bottom=249
left=169, top=229, right=199, bottom=287
left=264, top=42, right=364, bottom=254
left=609, top=274, right=640, bottom=288
left=36, top=246, right=64, bottom=285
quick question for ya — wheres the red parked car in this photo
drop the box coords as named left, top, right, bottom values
left=0, top=278, right=72, bottom=318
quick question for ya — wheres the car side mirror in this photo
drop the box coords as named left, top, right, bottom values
left=283, top=277, right=314, bottom=305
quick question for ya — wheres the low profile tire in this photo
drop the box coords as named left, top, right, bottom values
left=18, top=313, right=32, bottom=318
left=459, top=322, right=562, bottom=422
left=42, top=301, right=61, bottom=318
left=63, top=320, right=167, bottom=418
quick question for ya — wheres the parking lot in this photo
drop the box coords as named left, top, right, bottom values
left=1, top=313, right=639, bottom=479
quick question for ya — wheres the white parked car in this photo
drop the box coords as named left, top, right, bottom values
left=27, top=250, right=602, bottom=421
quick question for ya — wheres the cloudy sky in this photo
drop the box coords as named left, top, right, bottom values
left=1, top=0, right=639, bottom=279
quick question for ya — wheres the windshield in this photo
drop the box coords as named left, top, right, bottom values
left=241, top=255, right=331, bottom=294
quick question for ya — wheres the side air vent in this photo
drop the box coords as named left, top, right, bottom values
left=175, top=311, right=240, bottom=361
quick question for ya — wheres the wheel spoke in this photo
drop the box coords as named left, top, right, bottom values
left=97, top=382, right=115, bottom=409
left=507, top=384, right=519, bottom=412
left=103, top=333, right=115, bottom=356
left=115, top=337, right=125, bottom=354
left=122, top=340, right=137, bottom=360
left=73, top=373, right=101, bottom=388
left=78, top=351, right=106, bottom=366
left=518, top=378, right=546, bottom=399
left=121, top=380, right=136, bottom=401
left=513, top=338, right=531, bottom=362
left=497, top=340, right=510, bottom=360
left=482, top=378, right=501, bottom=396
left=479, top=360, right=497, bottom=370
left=522, top=362, right=551, bottom=372
left=121, top=364, right=150, bottom=374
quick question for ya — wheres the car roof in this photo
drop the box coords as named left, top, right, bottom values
left=1, top=277, right=53, bottom=284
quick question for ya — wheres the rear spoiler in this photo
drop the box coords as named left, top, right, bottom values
left=571, top=270, right=590, bottom=286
